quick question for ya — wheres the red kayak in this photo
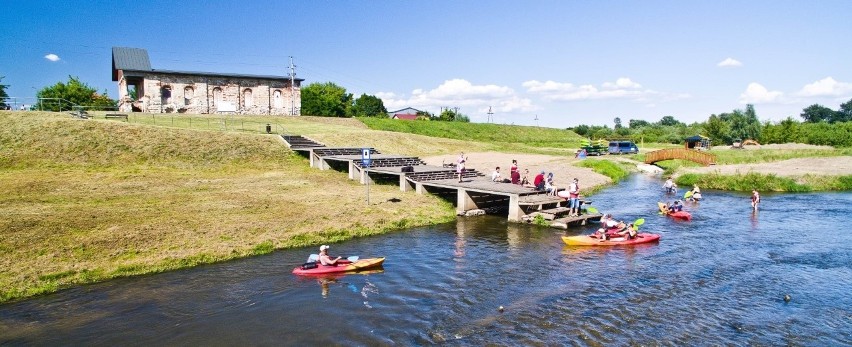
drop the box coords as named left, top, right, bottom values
left=292, top=257, right=385, bottom=275
left=667, top=211, right=692, bottom=221
left=562, top=233, right=661, bottom=246
left=658, top=202, right=692, bottom=221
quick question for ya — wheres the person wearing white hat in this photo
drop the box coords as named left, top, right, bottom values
left=318, top=245, right=341, bottom=265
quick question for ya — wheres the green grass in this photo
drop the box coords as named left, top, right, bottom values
left=577, top=159, right=630, bottom=182
left=710, top=148, right=849, bottom=165
left=0, top=111, right=457, bottom=303
left=358, top=117, right=585, bottom=154
left=676, top=172, right=852, bottom=192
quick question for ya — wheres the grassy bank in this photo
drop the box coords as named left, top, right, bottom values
left=575, top=159, right=631, bottom=195
left=676, top=172, right=852, bottom=192
left=358, top=117, right=584, bottom=155
left=0, top=112, right=456, bottom=302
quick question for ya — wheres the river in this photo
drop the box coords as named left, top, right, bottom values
left=1, top=174, right=850, bottom=345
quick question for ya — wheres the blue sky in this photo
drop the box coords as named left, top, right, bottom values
left=2, top=1, right=850, bottom=128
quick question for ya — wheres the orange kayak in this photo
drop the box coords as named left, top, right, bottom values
left=562, top=233, right=661, bottom=246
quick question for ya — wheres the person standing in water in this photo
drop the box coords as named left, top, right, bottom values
left=751, top=189, right=761, bottom=210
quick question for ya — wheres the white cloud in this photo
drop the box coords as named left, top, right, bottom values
left=717, top=58, right=742, bottom=67
left=739, top=83, right=783, bottom=103
left=796, top=77, right=852, bottom=97
left=522, top=78, right=675, bottom=102
left=378, top=79, right=537, bottom=115
left=44, top=53, right=60, bottom=62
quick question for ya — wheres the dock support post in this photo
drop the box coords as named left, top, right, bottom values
left=309, top=149, right=316, bottom=168
left=318, top=157, right=329, bottom=170
left=508, top=195, right=523, bottom=222
left=348, top=161, right=356, bottom=180
left=456, top=189, right=478, bottom=215
left=400, top=175, right=413, bottom=192
left=415, top=182, right=426, bottom=195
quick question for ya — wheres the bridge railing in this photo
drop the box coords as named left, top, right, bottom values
left=644, top=148, right=716, bottom=166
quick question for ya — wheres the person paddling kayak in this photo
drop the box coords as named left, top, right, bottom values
left=318, top=245, right=342, bottom=266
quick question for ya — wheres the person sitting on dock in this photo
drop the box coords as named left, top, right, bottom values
left=511, top=167, right=521, bottom=185
left=491, top=167, right=502, bottom=182
left=318, top=245, right=341, bottom=266
left=510, top=159, right=518, bottom=173
left=545, top=173, right=558, bottom=196
left=521, top=169, right=532, bottom=187
left=533, top=170, right=546, bottom=191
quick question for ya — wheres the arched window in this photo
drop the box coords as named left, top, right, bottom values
left=273, top=90, right=283, bottom=108
left=184, top=87, right=194, bottom=106
left=243, top=89, right=253, bottom=108
left=212, top=87, right=222, bottom=107
left=160, top=86, right=172, bottom=105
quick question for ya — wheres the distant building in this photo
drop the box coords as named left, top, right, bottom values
left=111, top=47, right=303, bottom=115
left=387, top=107, right=422, bottom=119
left=391, top=114, right=419, bottom=120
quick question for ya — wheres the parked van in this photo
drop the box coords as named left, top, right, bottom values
left=608, top=140, right=639, bottom=154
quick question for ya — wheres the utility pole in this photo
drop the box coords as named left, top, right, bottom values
left=288, top=56, right=296, bottom=115
left=534, top=114, right=539, bottom=127
left=487, top=106, right=493, bottom=123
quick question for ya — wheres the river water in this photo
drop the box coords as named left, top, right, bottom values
left=1, top=174, right=851, bottom=345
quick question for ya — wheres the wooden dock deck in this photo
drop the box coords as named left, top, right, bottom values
left=281, top=135, right=601, bottom=225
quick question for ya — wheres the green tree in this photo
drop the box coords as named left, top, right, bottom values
left=628, top=119, right=650, bottom=129
left=834, top=98, right=852, bottom=123
left=657, top=115, right=682, bottom=126
left=435, top=108, right=469, bottom=122
left=35, top=76, right=116, bottom=112
left=704, top=114, right=730, bottom=144
left=0, top=75, right=9, bottom=109
left=800, top=103, right=836, bottom=123
left=572, top=124, right=591, bottom=136
left=415, top=110, right=433, bottom=120
left=614, top=117, right=622, bottom=129
left=349, top=94, right=387, bottom=117
left=300, top=82, right=353, bottom=117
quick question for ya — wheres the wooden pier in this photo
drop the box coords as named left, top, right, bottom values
left=282, top=135, right=603, bottom=225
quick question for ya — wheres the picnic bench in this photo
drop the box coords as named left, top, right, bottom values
left=68, top=110, right=89, bottom=119
left=105, top=113, right=129, bottom=121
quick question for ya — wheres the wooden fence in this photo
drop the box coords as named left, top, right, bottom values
left=644, top=148, right=716, bottom=166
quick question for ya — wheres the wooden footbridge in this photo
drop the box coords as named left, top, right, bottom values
left=280, top=135, right=601, bottom=227
left=644, top=148, right=717, bottom=166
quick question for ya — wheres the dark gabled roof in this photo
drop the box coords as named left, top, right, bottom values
left=685, top=135, right=708, bottom=142
left=112, top=47, right=151, bottom=81
left=148, top=69, right=304, bottom=82
left=388, top=107, right=422, bottom=114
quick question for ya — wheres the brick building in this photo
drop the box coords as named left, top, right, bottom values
left=111, top=47, right=303, bottom=115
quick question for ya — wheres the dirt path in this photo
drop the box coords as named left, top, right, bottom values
left=680, top=156, right=852, bottom=177
left=420, top=151, right=612, bottom=191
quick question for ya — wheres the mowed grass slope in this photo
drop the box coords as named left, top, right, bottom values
left=358, top=117, right=585, bottom=154
left=0, top=112, right=455, bottom=302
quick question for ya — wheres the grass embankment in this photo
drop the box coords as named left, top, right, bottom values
left=676, top=172, right=852, bottom=192
left=576, top=159, right=631, bottom=194
left=0, top=112, right=457, bottom=303
left=358, top=117, right=585, bottom=155
left=642, top=148, right=852, bottom=191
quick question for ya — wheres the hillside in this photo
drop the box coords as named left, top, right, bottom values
left=0, top=111, right=456, bottom=302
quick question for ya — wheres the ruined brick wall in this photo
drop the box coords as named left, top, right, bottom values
left=132, top=72, right=300, bottom=115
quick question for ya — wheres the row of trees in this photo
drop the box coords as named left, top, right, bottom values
left=572, top=99, right=852, bottom=147
left=0, top=75, right=117, bottom=111
left=300, top=82, right=469, bottom=122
